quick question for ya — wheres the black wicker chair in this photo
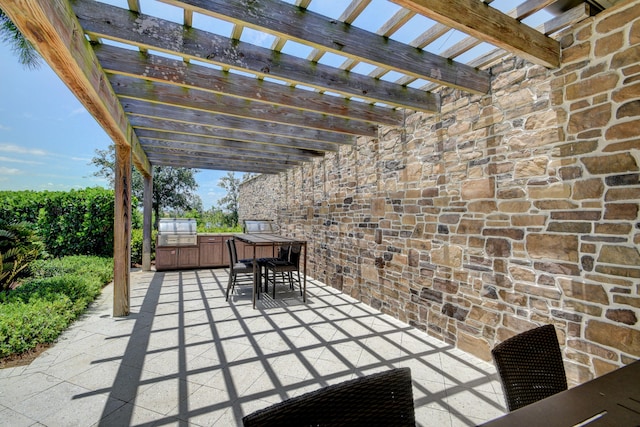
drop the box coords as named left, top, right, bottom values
left=263, top=244, right=302, bottom=299
left=491, top=324, right=567, bottom=412
left=225, top=239, right=257, bottom=301
left=242, top=367, right=415, bottom=427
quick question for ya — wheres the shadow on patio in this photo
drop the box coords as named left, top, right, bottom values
left=0, top=269, right=505, bottom=426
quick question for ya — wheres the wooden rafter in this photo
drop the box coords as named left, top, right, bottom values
left=391, top=0, right=560, bottom=68
left=108, top=74, right=378, bottom=137
left=95, top=45, right=403, bottom=126
left=160, top=0, right=490, bottom=94
left=73, top=0, right=441, bottom=112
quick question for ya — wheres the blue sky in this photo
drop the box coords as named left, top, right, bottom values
left=0, top=0, right=550, bottom=210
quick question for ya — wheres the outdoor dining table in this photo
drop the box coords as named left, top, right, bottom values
left=478, top=358, right=640, bottom=427
left=234, top=233, right=307, bottom=308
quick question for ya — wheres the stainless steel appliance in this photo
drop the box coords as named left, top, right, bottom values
left=157, top=218, right=198, bottom=246
left=243, top=219, right=279, bottom=234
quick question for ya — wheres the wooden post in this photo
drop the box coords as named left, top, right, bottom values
left=142, top=171, right=153, bottom=271
left=114, top=144, right=132, bottom=317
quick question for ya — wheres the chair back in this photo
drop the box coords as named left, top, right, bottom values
left=277, top=245, right=290, bottom=261
left=226, top=239, right=238, bottom=267
left=242, top=367, right=415, bottom=427
left=491, top=324, right=567, bottom=411
left=289, top=244, right=301, bottom=267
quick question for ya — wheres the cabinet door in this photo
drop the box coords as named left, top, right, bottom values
left=199, top=236, right=223, bottom=267
left=156, top=248, right=178, bottom=270
left=178, top=247, right=200, bottom=267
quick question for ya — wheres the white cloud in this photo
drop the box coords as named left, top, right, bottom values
left=0, top=156, right=44, bottom=165
left=0, top=166, right=22, bottom=175
left=0, top=124, right=10, bottom=131
left=69, top=107, right=87, bottom=117
left=0, top=143, right=48, bottom=156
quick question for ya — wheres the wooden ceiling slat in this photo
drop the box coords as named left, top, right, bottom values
left=131, top=117, right=344, bottom=152
left=143, top=146, right=303, bottom=165
left=391, top=0, right=560, bottom=68
left=109, top=74, right=378, bottom=137
left=123, top=100, right=356, bottom=145
left=160, top=0, right=490, bottom=94
left=96, top=45, right=402, bottom=126
left=139, top=139, right=319, bottom=163
left=74, top=0, right=440, bottom=112
left=136, top=129, right=323, bottom=159
left=146, top=156, right=291, bottom=173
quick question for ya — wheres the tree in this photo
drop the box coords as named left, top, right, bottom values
left=217, top=172, right=244, bottom=227
left=91, top=144, right=202, bottom=228
left=0, top=8, right=41, bottom=69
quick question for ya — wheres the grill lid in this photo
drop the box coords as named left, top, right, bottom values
left=158, top=218, right=197, bottom=234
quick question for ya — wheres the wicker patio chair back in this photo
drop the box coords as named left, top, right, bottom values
left=491, top=324, right=567, bottom=412
left=242, top=367, right=415, bottom=427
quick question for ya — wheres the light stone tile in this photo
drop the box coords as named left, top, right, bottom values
left=134, top=378, right=191, bottom=415
left=0, top=407, right=37, bottom=427
left=445, top=387, right=505, bottom=424
left=414, top=406, right=452, bottom=427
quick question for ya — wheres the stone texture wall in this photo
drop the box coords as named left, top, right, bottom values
left=239, top=0, right=640, bottom=385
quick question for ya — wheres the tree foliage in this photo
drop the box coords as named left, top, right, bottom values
left=91, top=144, right=202, bottom=227
left=217, top=172, right=244, bottom=227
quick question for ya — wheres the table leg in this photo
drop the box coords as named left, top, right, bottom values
left=252, top=244, right=257, bottom=309
left=303, top=242, right=307, bottom=302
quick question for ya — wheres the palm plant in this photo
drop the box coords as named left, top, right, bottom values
left=0, top=8, right=41, bottom=69
left=0, top=224, right=45, bottom=292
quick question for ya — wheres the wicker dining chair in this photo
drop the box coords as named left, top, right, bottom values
left=225, top=238, right=257, bottom=301
left=242, top=367, right=415, bottom=427
left=263, top=244, right=302, bottom=299
left=491, top=324, right=568, bottom=412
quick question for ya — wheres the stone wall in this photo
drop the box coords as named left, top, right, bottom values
left=239, top=0, right=640, bottom=385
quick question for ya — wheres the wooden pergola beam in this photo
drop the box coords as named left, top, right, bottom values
left=73, top=0, right=442, bottom=111
left=108, top=74, right=378, bottom=137
left=123, top=100, right=357, bottom=145
left=131, top=117, right=344, bottom=152
left=163, top=0, right=490, bottom=93
left=95, top=44, right=403, bottom=126
left=391, top=0, right=560, bottom=68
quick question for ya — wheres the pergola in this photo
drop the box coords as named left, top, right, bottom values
left=1, top=0, right=605, bottom=316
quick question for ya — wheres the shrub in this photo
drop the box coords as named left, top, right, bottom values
left=0, top=256, right=113, bottom=358
left=130, top=229, right=157, bottom=265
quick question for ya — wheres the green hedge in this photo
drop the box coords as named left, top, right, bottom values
left=0, top=256, right=113, bottom=358
left=0, top=189, right=141, bottom=258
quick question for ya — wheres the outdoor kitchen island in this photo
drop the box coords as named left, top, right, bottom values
left=154, top=219, right=279, bottom=271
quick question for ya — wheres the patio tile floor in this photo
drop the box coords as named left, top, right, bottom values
left=0, top=268, right=506, bottom=426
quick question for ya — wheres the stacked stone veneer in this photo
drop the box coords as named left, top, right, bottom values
left=239, top=1, right=640, bottom=385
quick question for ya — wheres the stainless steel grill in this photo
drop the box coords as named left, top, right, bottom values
left=243, top=219, right=279, bottom=234
left=157, top=218, right=197, bottom=246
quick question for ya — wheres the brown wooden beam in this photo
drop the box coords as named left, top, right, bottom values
left=73, top=0, right=442, bottom=110
left=139, top=136, right=320, bottom=162
left=0, top=0, right=151, bottom=177
left=96, top=44, right=403, bottom=126
left=162, top=0, right=490, bottom=93
left=147, top=156, right=290, bottom=174
left=142, top=171, right=152, bottom=272
left=108, top=74, right=378, bottom=137
left=131, top=117, right=343, bottom=152
left=391, top=0, right=560, bottom=68
left=123, top=100, right=356, bottom=145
